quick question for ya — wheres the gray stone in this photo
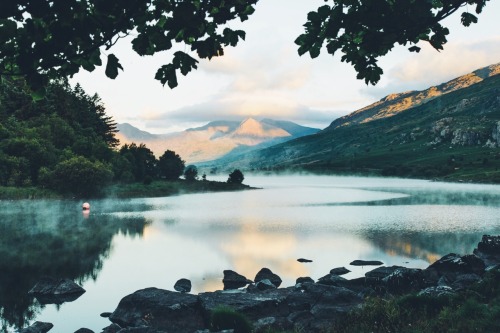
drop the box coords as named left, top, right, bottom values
left=350, top=260, right=383, bottom=266
left=329, top=267, right=351, bottom=276
left=365, top=266, right=403, bottom=279
left=316, top=273, right=347, bottom=286
left=74, top=329, right=94, bottom=333
left=255, top=279, right=276, bottom=290
left=28, top=277, right=85, bottom=304
left=383, top=268, right=425, bottom=294
left=109, top=287, right=204, bottom=332
left=173, top=278, right=192, bottom=293
left=254, top=268, right=282, bottom=288
left=295, top=277, right=314, bottom=285
left=18, top=321, right=53, bottom=333
left=451, top=273, right=482, bottom=290
left=418, top=286, right=456, bottom=297
left=101, top=324, right=121, bottom=333
left=426, top=253, right=485, bottom=276
left=222, top=270, right=252, bottom=290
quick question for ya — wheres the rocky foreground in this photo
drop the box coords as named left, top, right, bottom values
left=22, top=235, right=500, bottom=333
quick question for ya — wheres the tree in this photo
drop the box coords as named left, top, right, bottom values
left=227, top=169, right=244, bottom=184
left=0, top=0, right=489, bottom=92
left=41, top=156, right=114, bottom=196
left=184, top=165, right=198, bottom=181
left=119, top=143, right=157, bottom=182
left=158, top=150, right=185, bottom=180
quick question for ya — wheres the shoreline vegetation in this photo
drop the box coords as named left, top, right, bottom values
left=0, top=179, right=256, bottom=200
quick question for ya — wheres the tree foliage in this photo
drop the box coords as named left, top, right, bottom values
left=184, top=165, right=198, bottom=181
left=0, top=0, right=490, bottom=91
left=227, top=169, right=244, bottom=184
left=296, top=0, right=490, bottom=85
left=158, top=150, right=185, bottom=180
left=0, top=0, right=257, bottom=93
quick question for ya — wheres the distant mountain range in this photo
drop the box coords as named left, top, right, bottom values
left=116, top=118, right=319, bottom=163
left=204, top=62, right=500, bottom=182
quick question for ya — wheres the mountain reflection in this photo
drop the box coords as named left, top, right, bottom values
left=0, top=200, right=149, bottom=331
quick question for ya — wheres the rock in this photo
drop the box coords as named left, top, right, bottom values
left=199, top=288, right=293, bottom=321
left=18, top=321, right=54, bottom=333
left=256, top=279, right=276, bottom=290
left=74, top=329, right=94, bottom=333
left=329, top=267, right=350, bottom=276
left=254, top=268, right=282, bottom=288
left=476, top=235, right=500, bottom=255
left=295, top=277, right=314, bottom=285
left=101, top=324, right=121, bottom=333
left=365, top=266, right=403, bottom=279
left=383, top=268, right=426, bottom=294
left=350, top=260, right=383, bottom=266
left=297, top=258, right=313, bottom=263
left=174, top=278, right=192, bottom=293
left=418, top=286, right=456, bottom=297
left=222, top=270, right=252, bottom=290
left=317, top=273, right=347, bottom=286
left=28, top=277, right=85, bottom=304
left=451, top=273, right=482, bottom=290
left=109, top=287, right=204, bottom=332
left=426, top=253, right=485, bottom=276
left=100, top=312, right=112, bottom=318
left=114, top=328, right=167, bottom=333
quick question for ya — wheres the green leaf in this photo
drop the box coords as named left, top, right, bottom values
left=461, top=12, right=478, bottom=27
left=105, top=54, right=123, bottom=79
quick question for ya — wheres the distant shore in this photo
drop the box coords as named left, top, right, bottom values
left=0, top=179, right=256, bottom=200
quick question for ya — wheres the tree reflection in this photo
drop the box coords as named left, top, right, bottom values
left=0, top=201, right=149, bottom=331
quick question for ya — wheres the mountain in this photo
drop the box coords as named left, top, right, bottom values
left=208, top=62, right=500, bottom=183
left=115, top=118, right=319, bottom=163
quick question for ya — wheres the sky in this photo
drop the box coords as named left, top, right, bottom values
left=71, top=0, right=500, bottom=134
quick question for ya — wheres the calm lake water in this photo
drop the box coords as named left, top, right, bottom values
left=1, top=175, right=500, bottom=332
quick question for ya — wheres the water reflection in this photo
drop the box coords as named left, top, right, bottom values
left=1, top=176, right=500, bottom=332
left=0, top=200, right=149, bottom=331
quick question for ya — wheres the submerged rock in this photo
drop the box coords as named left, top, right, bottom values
left=222, top=270, right=252, bottom=290
left=74, top=329, right=94, bottom=333
left=350, top=260, right=383, bottom=266
left=329, top=267, right=351, bottom=276
left=255, top=268, right=282, bottom=288
left=297, top=258, right=313, bottom=263
left=18, top=321, right=53, bottom=333
left=28, top=277, right=85, bottom=304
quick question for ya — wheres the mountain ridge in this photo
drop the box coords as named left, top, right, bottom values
left=116, top=118, right=319, bottom=164
left=204, top=61, right=500, bottom=183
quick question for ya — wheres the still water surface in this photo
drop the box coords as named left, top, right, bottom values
left=1, top=175, right=500, bottom=332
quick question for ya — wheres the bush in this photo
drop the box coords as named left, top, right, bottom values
left=227, top=169, right=244, bottom=184
left=184, top=165, right=198, bottom=181
left=210, top=306, right=252, bottom=333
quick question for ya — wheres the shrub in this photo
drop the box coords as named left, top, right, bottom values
left=210, top=306, right=252, bottom=333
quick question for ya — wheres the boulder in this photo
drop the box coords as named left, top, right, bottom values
left=477, top=235, right=500, bottom=254
left=426, top=253, right=485, bottom=276
left=418, top=286, right=456, bottom=297
left=350, top=260, right=383, bottom=266
left=365, top=266, right=403, bottom=279
left=109, top=287, right=204, bottom=332
left=255, top=279, right=277, bottom=290
left=329, top=267, right=350, bottom=276
left=199, top=288, right=293, bottom=321
left=74, top=329, right=94, bottom=333
left=101, top=324, right=121, bottom=333
left=18, top=321, right=53, bottom=333
left=28, top=277, right=85, bottom=304
left=100, top=312, right=112, bottom=318
left=222, top=270, right=252, bottom=290
left=254, top=268, right=282, bottom=288
left=383, top=268, right=426, bottom=294
left=295, top=277, right=314, bottom=285
left=173, top=278, right=192, bottom=293
left=316, top=273, right=347, bottom=286
left=451, top=273, right=482, bottom=290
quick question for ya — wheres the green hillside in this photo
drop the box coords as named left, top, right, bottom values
left=223, top=68, right=500, bottom=183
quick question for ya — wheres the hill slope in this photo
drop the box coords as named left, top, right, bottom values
left=214, top=63, right=500, bottom=183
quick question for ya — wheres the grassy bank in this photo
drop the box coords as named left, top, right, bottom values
left=0, top=180, right=255, bottom=200
left=102, top=179, right=255, bottom=199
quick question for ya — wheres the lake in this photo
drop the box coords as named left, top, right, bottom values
left=1, top=175, right=500, bottom=332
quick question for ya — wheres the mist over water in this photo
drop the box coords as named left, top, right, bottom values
left=1, top=175, right=499, bottom=332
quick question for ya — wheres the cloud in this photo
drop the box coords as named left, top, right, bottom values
left=362, top=38, right=500, bottom=99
